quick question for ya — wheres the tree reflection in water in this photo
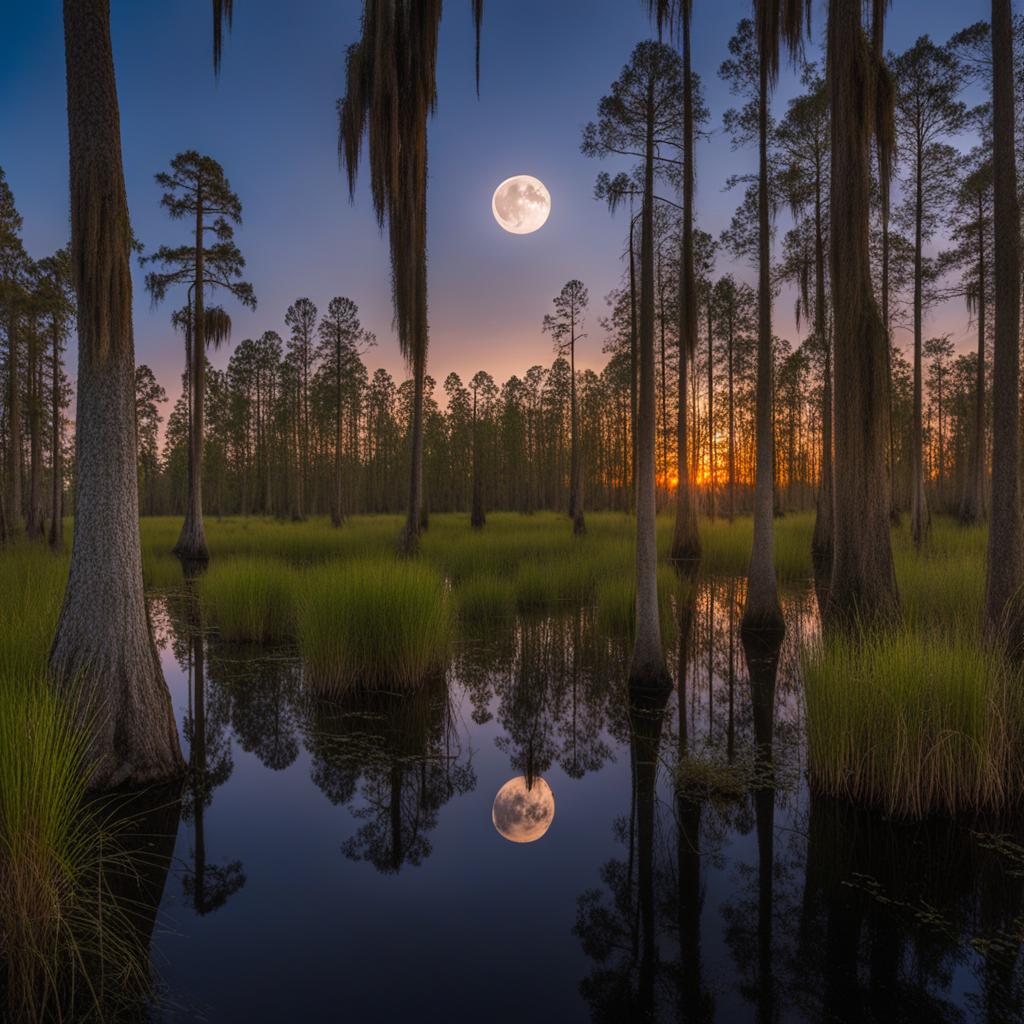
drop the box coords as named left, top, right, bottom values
left=574, top=580, right=1024, bottom=1023
left=168, top=583, right=246, bottom=915
left=304, top=676, right=475, bottom=874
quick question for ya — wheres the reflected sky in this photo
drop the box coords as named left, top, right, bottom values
left=141, top=579, right=1023, bottom=1023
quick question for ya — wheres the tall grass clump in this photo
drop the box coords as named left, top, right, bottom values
left=297, top=558, right=452, bottom=688
left=0, top=678, right=146, bottom=1019
left=595, top=565, right=685, bottom=643
left=803, top=625, right=1024, bottom=817
left=698, top=513, right=814, bottom=581
left=456, top=575, right=517, bottom=628
left=0, top=544, right=68, bottom=681
left=201, top=557, right=297, bottom=642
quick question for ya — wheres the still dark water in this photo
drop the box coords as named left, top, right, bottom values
left=127, top=580, right=1024, bottom=1023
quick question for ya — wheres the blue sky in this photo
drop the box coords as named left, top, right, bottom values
left=0, top=0, right=992, bottom=407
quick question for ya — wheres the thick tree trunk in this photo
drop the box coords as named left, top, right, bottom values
left=175, top=204, right=210, bottom=562
left=960, top=197, right=986, bottom=525
left=910, top=152, right=928, bottom=548
left=671, top=11, right=701, bottom=563
left=985, top=0, right=1022, bottom=641
left=825, top=0, right=898, bottom=626
left=52, top=0, right=183, bottom=789
left=48, top=319, right=63, bottom=549
left=630, top=74, right=670, bottom=693
left=811, top=174, right=833, bottom=565
left=743, top=55, right=783, bottom=635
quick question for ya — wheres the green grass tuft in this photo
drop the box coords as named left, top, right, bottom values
left=803, top=624, right=1024, bottom=817
left=296, top=558, right=453, bottom=689
left=201, top=556, right=297, bottom=642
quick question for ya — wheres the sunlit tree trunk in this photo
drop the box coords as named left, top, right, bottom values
left=51, top=0, right=183, bottom=788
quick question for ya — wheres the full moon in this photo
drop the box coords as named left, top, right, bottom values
left=491, top=776, right=555, bottom=843
left=491, top=175, right=551, bottom=234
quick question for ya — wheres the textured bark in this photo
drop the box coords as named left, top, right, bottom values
left=985, top=0, right=1022, bottom=641
left=743, top=53, right=783, bottom=634
left=48, top=318, right=64, bottom=549
left=629, top=74, right=670, bottom=693
left=959, top=190, right=986, bottom=525
left=174, top=205, right=210, bottom=562
left=671, top=10, right=701, bottom=563
left=810, top=170, right=833, bottom=564
left=824, top=0, right=898, bottom=626
left=52, top=0, right=184, bottom=789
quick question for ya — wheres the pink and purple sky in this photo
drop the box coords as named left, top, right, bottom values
left=1, top=0, right=990, bottom=415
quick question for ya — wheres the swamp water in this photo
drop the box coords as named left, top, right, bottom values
left=119, top=579, right=1023, bottom=1023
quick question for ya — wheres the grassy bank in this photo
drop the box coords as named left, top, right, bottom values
left=296, top=558, right=453, bottom=689
left=803, top=625, right=1023, bottom=817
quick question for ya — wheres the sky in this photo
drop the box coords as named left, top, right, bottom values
left=0, top=0, right=994, bottom=415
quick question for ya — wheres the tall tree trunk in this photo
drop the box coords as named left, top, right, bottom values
left=743, top=53, right=782, bottom=634
left=570, top=329, right=585, bottom=535
left=51, top=0, right=183, bottom=789
left=811, top=169, right=833, bottom=564
left=910, top=149, right=927, bottom=548
left=824, top=0, right=898, bottom=625
left=471, top=386, right=485, bottom=528
left=630, top=73, right=670, bottom=693
left=960, top=193, right=986, bottom=525
left=671, top=9, right=701, bottom=563
left=26, top=328, right=43, bottom=538
left=48, top=319, right=63, bottom=549
left=629, top=214, right=639, bottom=508
left=4, top=309, right=21, bottom=534
left=175, top=201, right=210, bottom=562
left=707, top=289, right=715, bottom=521
left=985, top=0, right=1022, bottom=641
left=332, top=343, right=344, bottom=527
left=399, top=348, right=425, bottom=555
left=728, top=309, right=736, bottom=523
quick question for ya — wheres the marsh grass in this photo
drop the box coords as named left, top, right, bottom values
left=803, top=625, right=1024, bottom=817
left=0, top=544, right=68, bottom=681
left=697, top=512, right=815, bottom=581
left=595, top=565, right=686, bottom=643
left=456, top=575, right=517, bottom=627
left=296, top=558, right=453, bottom=688
left=0, top=678, right=149, bottom=1020
left=201, top=557, right=297, bottom=642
